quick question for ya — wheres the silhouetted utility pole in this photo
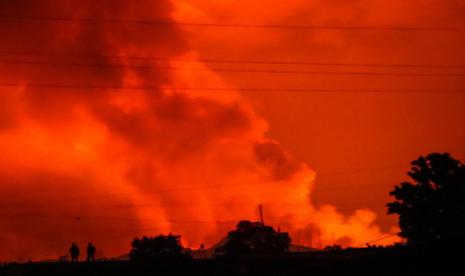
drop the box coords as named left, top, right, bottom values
left=258, top=204, right=264, bottom=226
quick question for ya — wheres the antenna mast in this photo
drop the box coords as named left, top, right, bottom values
left=258, top=204, right=264, bottom=226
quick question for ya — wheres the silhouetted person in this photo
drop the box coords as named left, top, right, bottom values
left=69, top=243, right=80, bottom=262
left=86, top=242, right=96, bottom=262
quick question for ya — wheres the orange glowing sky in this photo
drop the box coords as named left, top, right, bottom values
left=1, top=0, right=465, bottom=261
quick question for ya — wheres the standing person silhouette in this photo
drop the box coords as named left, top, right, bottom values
left=69, top=243, right=80, bottom=262
left=86, top=242, right=96, bottom=262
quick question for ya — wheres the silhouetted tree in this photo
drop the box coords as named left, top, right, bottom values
left=129, top=234, right=187, bottom=261
left=387, top=153, right=465, bottom=244
left=215, top=220, right=290, bottom=257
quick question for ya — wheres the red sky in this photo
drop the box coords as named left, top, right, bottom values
left=1, top=0, right=464, bottom=261
left=173, top=0, right=465, bottom=231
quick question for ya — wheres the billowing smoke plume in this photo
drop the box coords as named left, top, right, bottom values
left=0, top=0, right=398, bottom=261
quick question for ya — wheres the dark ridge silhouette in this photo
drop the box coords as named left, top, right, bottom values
left=323, top=245, right=343, bottom=252
left=1, top=239, right=464, bottom=276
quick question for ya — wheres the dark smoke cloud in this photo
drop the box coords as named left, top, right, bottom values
left=0, top=0, right=192, bottom=260
left=0, top=0, right=262, bottom=260
left=254, top=141, right=301, bottom=181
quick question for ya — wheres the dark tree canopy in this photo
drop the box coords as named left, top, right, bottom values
left=129, top=234, right=186, bottom=261
left=387, top=153, right=465, bottom=244
left=215, top=220, right=291, bottom=257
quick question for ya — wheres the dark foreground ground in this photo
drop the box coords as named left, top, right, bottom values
left=1, top=242, right=463, bottom=276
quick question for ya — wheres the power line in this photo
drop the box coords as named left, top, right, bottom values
left=0, top=184, right=391, bottom=207
left=1, top=59, right=465, bottom=77
left=0, top=212, right=369, bottom=226
left=358, top=232, right=401, bottom=246
left=1, top=83, right=464, bottom=94
left=317, top=165, right=406, bottom=176
left=0, top=201, right=388, bottom=212
left=0, top=178, right=389, bottom=206
left=1, top=15, right=464, bottom=31
left=32, top=225, right=189, bottom=239
left=0, top=163, right=410, bottom=205
left=1, top=50, right=464, bottom=69
left=0, top=213, right=239, bottom=224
